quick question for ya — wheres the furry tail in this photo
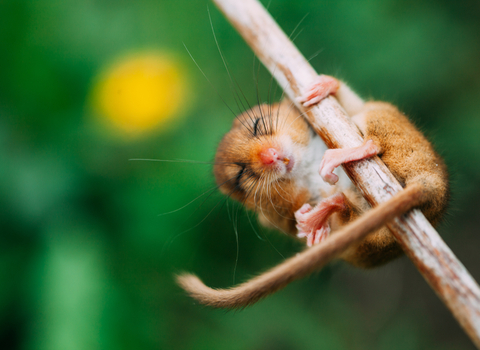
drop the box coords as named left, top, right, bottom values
left=177, top=184, right=422, bottom=309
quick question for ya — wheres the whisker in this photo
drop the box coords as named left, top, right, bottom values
left=161, top=172, right=249, bottom=254
left=291, top=28, right=305, bottom=43
left=289, top=13, right=309, bottom=40
left=242, top=175, right=285, bottom=260
left=157, top=184, right=224, bottom=216
left=244, top=208, right=265, bottom=242
left=307, top=48, right=324, bottom=62
left=208, top=7, right=257, bottom=128
left=129, top=158, right=243, bottom=166
left=284, top=106, right=309, bottom=131
left=183, top=43, right=238, bottom=120
left=254, top=173, right=287, bottom=234
left=232, top=201, right=240, bottom=285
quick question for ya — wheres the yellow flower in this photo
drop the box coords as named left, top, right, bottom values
left=92, top=52, right=187, bottom=137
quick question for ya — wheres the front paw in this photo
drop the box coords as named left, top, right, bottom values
left=318, top=140, right=381, bottom=185
left=297, top=75, right=340, bottom=107
left=319, top=149, right=343, bottom=185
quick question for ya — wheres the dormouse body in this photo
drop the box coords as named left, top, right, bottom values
left=213, top=75, right=449, bottom=268
left=177, top=75, right=449, bottom=308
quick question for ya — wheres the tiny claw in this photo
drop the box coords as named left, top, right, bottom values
left=321, top=170, right=339, bottom=186
left=306, top=232, right=315, bottom=247
left=314, top=226, right=330, bottom=244
left=296, top=231, right=307, bottom=238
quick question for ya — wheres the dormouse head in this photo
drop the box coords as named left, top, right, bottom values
left=213, top=100, right=311, bottom=207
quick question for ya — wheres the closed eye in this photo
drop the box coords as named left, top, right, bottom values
left=253, top=118, right=260, bottom=136
left=234, top=165, right=246, bottom=189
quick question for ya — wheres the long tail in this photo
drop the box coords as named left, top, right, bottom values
left=177, top=184, right=422, bottom=309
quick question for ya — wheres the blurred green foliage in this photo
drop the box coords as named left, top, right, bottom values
left=1, top=0, right=480, bottom=349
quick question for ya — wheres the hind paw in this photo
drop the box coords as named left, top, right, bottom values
left=297, top=223, right=331, bottom=246
left=294, top=193, right=345, bottom=246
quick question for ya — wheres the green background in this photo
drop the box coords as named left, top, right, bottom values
left=1, top=0, right=480, bottom=349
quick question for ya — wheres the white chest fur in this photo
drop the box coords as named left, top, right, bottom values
left=291, top=133, right=352, bottom=203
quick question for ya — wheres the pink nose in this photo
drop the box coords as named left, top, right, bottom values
left=260, top=148, right=279, bottom=165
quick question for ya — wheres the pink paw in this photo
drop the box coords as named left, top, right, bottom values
left=318, top=140, right=381, bottom=185
left=295, top=203, right=313, bottom=219
left=294, top=194, right=345, bottom=247
left=297, top=224, right=331, bottom=246
left=318, top=149, right=343, bottom=185
left=298, top=75, right=340, bottom=107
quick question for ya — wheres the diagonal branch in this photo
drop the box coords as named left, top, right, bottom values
left=212, top=0, right=480, bottom=347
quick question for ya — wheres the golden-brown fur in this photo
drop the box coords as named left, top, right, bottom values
left=178, top=83, right=449, bottom=308
left=339, top=102, right=449, bottom=267
left=213, top=100, right=448, bottom=268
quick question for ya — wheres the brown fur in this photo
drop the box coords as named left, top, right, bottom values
left=213, top=100, right=448, bottom=268
left=178, top=90, right=449, bottom=308
left=339, top=102, right=449, bottom=267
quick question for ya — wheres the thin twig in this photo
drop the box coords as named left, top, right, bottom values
left=211, top=0, right=480, bottom=347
